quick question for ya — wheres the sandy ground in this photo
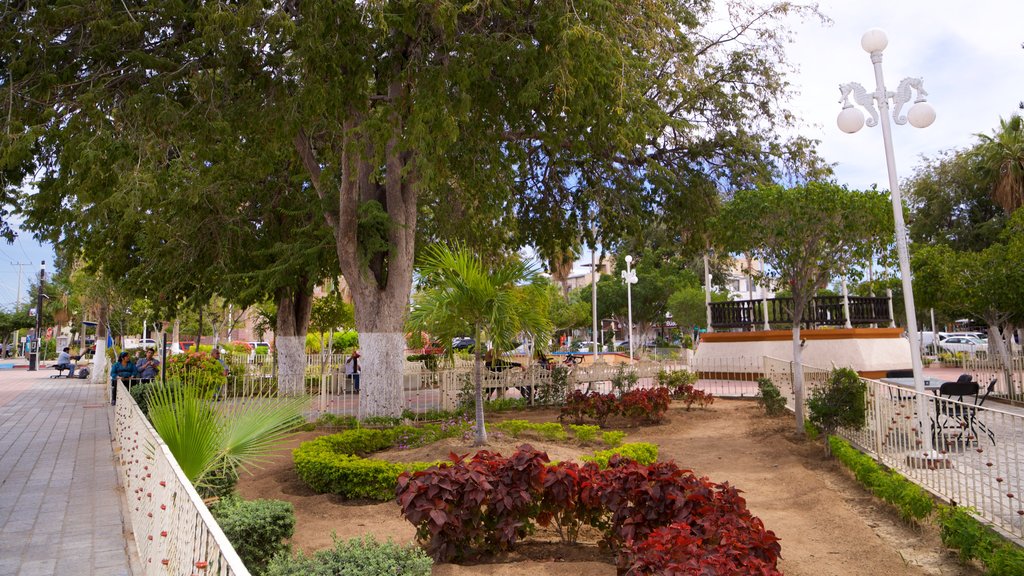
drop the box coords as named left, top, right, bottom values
left=236, top=401, right=983, bottom=575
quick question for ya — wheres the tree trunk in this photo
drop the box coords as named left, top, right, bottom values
left=92, top=301, right=109, bottom=386
left=988, top=323, right=1014, bottom=397
left=275, top=284, right=313, bottom=396
left=171, top=318, right=180, bottom=349
left=353, top=289, right=408, bottom=419
left=473, top=324, right=487, bottom=445
left=790, top=296, right=809, bottom=435
left=792, top=320, right=805, bottom=435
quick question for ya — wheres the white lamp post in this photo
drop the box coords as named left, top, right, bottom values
left=621, top=255, right=638, bottom=362
left=837, top=28, right=936, bottom=454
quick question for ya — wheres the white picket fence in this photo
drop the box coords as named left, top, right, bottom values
left=113, top=382, right=250, bottom=576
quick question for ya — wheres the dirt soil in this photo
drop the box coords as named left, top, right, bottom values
left=236, top=401, right=983, bottom=576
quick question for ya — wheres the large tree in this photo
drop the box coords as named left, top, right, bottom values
left=715, top=183, right=891, bottom=433
left=5, top=0, right=825, bottom=416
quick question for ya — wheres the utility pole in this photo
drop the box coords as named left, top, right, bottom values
left=11, top=261, right=30, bottom=308
left=28, top=261, right=45, bottom=371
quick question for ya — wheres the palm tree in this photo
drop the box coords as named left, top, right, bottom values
left=976, top=115, right=1024, bottom=214
left=409, top=244, right=552, bottom=445
left=147, top=383, right=308, bottom=496
left=546, top=245, right=578, bottom=299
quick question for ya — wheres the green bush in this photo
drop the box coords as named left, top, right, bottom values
left=316, top=413, right=359, bottom=429
left=610, top=365, right=640, bottom=394
left=756, top=377, right=788, bottom=417
left=305, top=330, right=359, bottom=354
left=210, top=496, right=295, bottom=575
left=656, top=369, right=698, bottom=388
left=493, top=420, right=567, bottom=441
left=829, top=437, right=933, bottom=522
left=602, top=431, right=626, bottom=447
left=266, top=535, right=431, bottom=576
left=937, top=505, right=1024, bottom=574
left=166, top=351, right=228, bottom=391
left=484, top=397, right=528, bottom=412
left=292, top=424, right=472, bottom=500
left=807, top=368, right=867, bottom=435
left=569, top=424, right=601, bottom=443
left=582, top=442, right=658, bottom=468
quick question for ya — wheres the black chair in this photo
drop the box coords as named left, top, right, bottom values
left=884, top=369, right=915, bottom=400
left=50, top=364, right=74, bottom=378
left=885, top=369, right=914, bottom=378
left=932, top=379, right=996, bottom=447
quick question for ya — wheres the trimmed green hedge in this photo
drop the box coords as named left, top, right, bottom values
left=937, top=505, right=1024, bottom=576
left=582, top=442, right=659, bottom=468
left=829, top=436, right=933, bottom=521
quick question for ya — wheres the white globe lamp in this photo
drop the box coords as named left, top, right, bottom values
left=837, top=107, right=866, bottom=134
left=861, top=28, right=888, bottom=53
left=907, top=101, right=936, bottom=128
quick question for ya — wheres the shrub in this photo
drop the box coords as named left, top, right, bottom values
left=610, top=365, right=640, bottom=394
left=624, top=519, right=782, bottom=575
left=494, top=420, right=568, bottom=442
left=602, top=430, right=626, bottom=447
left=560, top=390, right=618, bottom=425
left=315, top=413, right=359, bottom=429
left=484, top=397, right=528, bottom=412
left=582, top=442, right=659, bottom=468
left=937, top=505, right=1024, bottom=574
left=829, top=436, right=933, bottom=521
left=265, top=535, right=430, bottom=576
left=210, top=496, right=295, bottom=574
left=569, top=424, right=601, bottom=443
left=536, top=365, right=571, bottom=405
left=656, top=369, right=698, bottom=388
left=619, top=387, right=672, bottom=424
left=591, top=457, right=780, bottom=566
left=292, top=424, right=471, bottom=499
left=537, top=460, right=605, bottom=544
left=397, top=446, right=551, bottom=562
left=757, top=377, right=788, bottom=416
left=670, top=383, right=714, bottom=410
left=165, top=351, right=228, bottom=391
left=807, top=367, right=867, bottom=435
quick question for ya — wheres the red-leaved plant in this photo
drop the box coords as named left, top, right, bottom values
left=618, top=387, right=672, bottom=424
left=560, top=390, right=619, bottom=425
left=672, top=384, right=715, bottom=411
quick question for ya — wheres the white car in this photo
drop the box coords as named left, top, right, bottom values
left=939, top=336, right=987, bottom=354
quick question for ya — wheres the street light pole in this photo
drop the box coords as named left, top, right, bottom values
left=28, top=261, right=45, bottom=371
left=621, top=255, right=638, bottom=362
left=837, top=28, right=936, bottom=454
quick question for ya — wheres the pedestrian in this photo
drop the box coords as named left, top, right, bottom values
left=109, top=351, right=137, bottom=405
left=345, top=349, right=361, bottom=393
left=136, top=348, right=160, bottom=383
left=210, top=348, right=229, bottom=376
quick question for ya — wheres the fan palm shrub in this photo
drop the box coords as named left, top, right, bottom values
left=147, top=384, right=308, bottom=496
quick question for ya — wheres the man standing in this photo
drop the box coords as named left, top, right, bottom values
left=344, top=350, right=361, bottom=394
left=136, top=348, right=161, bottom=383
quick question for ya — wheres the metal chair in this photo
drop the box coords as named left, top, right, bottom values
left=968, top=379, right=997, bottom=445
left=932, top=379, right=979, bottom=448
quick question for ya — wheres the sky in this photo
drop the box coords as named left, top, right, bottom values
left=571, top=0, right=1024, bottom=274
left=3, top=0, right=1022, bottom=304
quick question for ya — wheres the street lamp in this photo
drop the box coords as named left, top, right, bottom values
left=621, top=255, right=638, bottom=362
left=837, top=28, right=935, bottom=453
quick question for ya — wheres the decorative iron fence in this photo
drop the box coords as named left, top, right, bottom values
left=112, top=382, right=251, bottom=576
left=709, top=295, right=890, bottom=330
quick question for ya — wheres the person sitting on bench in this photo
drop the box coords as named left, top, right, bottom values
left=53, top=347, right=81, bottom=377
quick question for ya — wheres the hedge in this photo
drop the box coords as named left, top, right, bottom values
left=266, top=535, right=431, bottom=576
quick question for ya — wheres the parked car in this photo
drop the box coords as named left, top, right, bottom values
left=124, top=338, right=158, bottom=350
left=939, top=335, right=987, bottom=354
left=452, top=337, right=475, bottom=351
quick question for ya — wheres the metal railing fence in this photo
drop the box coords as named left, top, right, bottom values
left=961, top=355, right=1024, bottom=404
left=843, top=377, right=1024, bottom=544
left=113, top=382, right=251, bottom=576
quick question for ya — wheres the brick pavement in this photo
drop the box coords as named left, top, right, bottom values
left=0, top=370, right=136, bottom=576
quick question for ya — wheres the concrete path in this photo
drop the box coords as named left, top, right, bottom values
left=0, top=369, right=136, bottom=576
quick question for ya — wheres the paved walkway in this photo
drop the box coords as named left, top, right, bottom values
left=0, top=369, right=136, bottom=576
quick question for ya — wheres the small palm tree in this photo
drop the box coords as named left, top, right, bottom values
left=409, top=244, right=552, bottom=445
left=975, top=115, right=1024, bottom=213
left=147, top=383, right=308, bottom=495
